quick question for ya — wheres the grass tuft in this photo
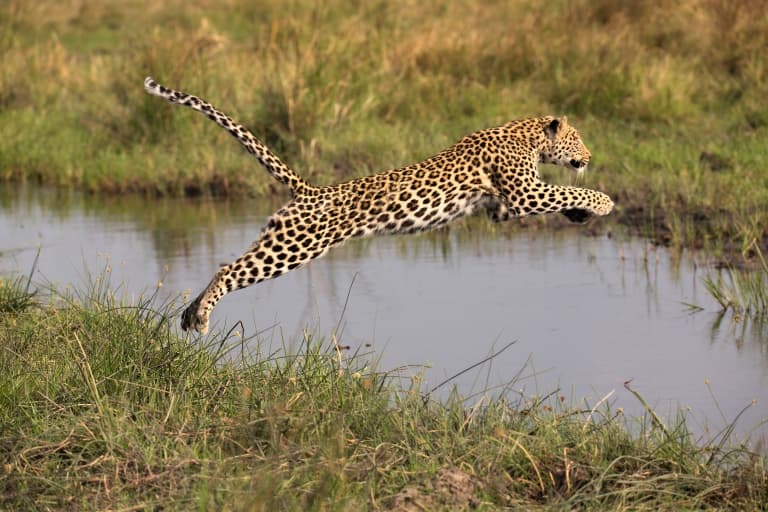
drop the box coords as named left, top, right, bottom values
left=0, top=274, right=36, bottom=314
left=0, top=273, right=766, bottom=509
left=0, top=251, right=38, bottom=313
left=704, top=242, right=768, bottom=318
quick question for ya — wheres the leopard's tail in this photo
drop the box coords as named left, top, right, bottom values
left=143, top=77, right=311, bottom=195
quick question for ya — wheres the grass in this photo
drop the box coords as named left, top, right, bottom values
left=1, top=0, right=768, bottom=261
left=0, top=272, right=36, bottom=314
left=1, top=274, right=766, bottom=510
left=0, top=250, right=37, bottom=313
left=704, top=242, right=768, bottom=318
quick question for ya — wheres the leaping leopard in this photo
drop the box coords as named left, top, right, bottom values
left=143, top=77, right=614, bottom=334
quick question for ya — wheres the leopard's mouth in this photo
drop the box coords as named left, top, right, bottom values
left=569, top=159, right=587, bottom=171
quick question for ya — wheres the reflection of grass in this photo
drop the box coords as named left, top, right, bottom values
left=0, top=274, right=766, bottom=509
left=1, top=0, right=767, bottom=259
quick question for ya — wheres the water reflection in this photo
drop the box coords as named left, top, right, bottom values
left=0, top=185, right=766, bottom=443
left=710, top=311, right=767, bottom=359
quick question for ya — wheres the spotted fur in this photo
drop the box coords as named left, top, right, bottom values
left=144, top=77, right=614, bottom=333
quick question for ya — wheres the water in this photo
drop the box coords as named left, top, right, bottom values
left=1, top=185, right=766, bottom=442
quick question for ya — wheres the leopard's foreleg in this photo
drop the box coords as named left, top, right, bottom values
left=511, top=181, right=614, bottom=219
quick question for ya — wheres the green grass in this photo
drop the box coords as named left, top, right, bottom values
left=1, top=0, right=768, bottom=261
left=0, top=274, right=35, bottom=314
left=704, top=243, right=768, bottom=318
left=0, top=251, right=37, bottom=314
left=0, top=275, right=766, bottom=510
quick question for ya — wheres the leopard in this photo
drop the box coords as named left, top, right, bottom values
left=143, top=77, right=614, bottom=334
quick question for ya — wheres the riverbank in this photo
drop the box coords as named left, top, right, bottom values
left=1, top=274, right=766, bottom=510
left=2, top=0, right=767, bottom=262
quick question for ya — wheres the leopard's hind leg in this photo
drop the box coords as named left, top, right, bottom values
left=181, top=197, right=352, bottom=333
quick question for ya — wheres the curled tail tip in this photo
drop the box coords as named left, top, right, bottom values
left=143, top=76, right=163, bottom=96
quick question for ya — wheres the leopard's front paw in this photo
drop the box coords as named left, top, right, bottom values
left=181, top=300, right=210, bottom=334
left=591, top=192, right=614, bottom=216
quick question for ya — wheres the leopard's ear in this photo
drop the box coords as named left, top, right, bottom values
left=546, top=116, right=570, bottom=139
left=546, top=117, right=560, bottom=139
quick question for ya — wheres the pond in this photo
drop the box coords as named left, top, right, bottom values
left=1, top=185, right=766, bottom=444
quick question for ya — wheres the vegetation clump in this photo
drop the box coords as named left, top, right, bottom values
left=705, top=243, right=768, bottom=322
left=0, top=276, right=765, bottom=510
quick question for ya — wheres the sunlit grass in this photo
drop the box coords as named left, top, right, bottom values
left=0, top=272, right=766, bottom=510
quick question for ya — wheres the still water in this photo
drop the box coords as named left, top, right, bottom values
left=1, top=186, right=766, bottom=442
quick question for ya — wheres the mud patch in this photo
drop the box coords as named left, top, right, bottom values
left=388, top=467, right=482, bottom=511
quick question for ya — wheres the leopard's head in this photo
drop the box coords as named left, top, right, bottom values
left=539, top=116, right=591, bottom=172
